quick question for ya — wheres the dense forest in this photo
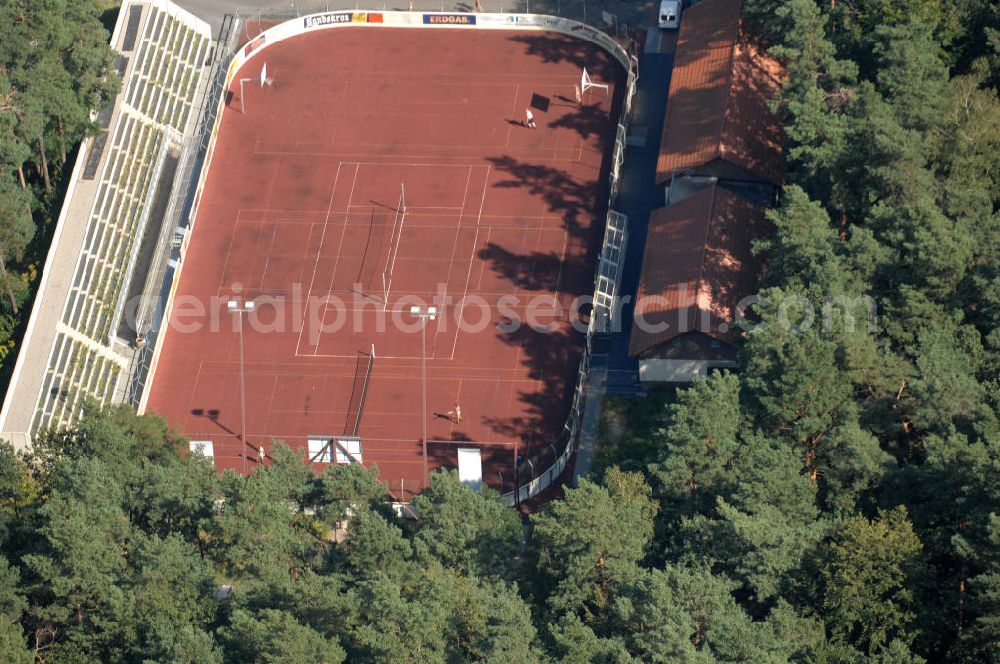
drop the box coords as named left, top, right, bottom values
left=0, top=0, right=998, bottom=661
left=0, top=0, right=119, bottom=385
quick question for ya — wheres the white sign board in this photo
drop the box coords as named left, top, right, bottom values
left=189, top=440, right=214, bottom=459
left=335, top=437, right=363, bottom=464
left=457, top=447, right=483, bottom=491
left=308, top=437, right=332, bottom=463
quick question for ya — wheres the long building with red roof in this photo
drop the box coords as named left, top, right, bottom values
left=631, top=0, right=785, bottom=382
left=655, top=0, right=784, bottom=185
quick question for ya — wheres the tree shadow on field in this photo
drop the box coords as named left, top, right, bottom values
left=486, top=156, right=606, bottom=242
left=547, top=99, right=611, bottom=141
left=482, top=321, right=584, bottom=455
left=475, top=159, right=605, bottom=470
left=509, top=33, right=607, bottom=70
left=477, top=244, right=565, bottom=293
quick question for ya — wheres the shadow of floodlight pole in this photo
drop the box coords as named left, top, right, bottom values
left=228, top=298, right=256, bottom=475
left=410, top=305, right=438, bottom=488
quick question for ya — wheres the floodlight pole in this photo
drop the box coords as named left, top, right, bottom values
left=411, top=305, right=437, bottom=488
left=228, top=299, right=255, bottom=474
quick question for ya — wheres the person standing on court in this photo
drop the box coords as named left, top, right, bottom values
left=574, top=83, right=582, bottom=104
left=525, top=108, right=536, bottom=129
left=447, top=401, right=463, bottom=424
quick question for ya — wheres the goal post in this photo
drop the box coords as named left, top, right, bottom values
left=581, top=67, right=610, bottom=96
left=238, top=62, right=272, bottom=114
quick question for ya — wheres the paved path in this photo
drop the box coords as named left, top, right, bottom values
left=573, top=27, right=676, bottom=481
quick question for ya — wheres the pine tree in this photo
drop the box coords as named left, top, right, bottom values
left=408, top=470, right=522, bottom=581
left=648, top=372, right=742, bottom=529
left=530, top=473, right=656, bottom=625
left=820, top=507, right=928, bottom=655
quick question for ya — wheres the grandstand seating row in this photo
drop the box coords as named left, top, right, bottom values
left=62, top=114, right=164, bottom=343
left=32, top=334, right=123, bottom=434
left=124, top=4, right=212, bottom=133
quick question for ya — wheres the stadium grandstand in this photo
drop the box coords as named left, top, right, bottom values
left=0, top=0, right=213, bottom=445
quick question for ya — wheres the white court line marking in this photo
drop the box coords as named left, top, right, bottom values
left=553, top=228, right=569, bottom=307
left=305, top=162, right=488, bottom=359
left=218, top=159, right=282, bottom=293
left=439, top=165, right=476, bottom=320
left=323, top=166, right=361, bottom=323
left=303, top=164, right=490, bottom=362
left=348, top=204, right=464, bottom=210
left=257, top=224, right=278, bottom=292
left=294, top=161, right=356, bottom=357
left=448, top=164, right=491, bottom=361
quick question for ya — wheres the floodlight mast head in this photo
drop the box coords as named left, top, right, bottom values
left=410, top=305, right=437, bottom=320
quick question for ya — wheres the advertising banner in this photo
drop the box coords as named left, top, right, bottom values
left=243, top=34, right=265, bottom=57
left=423, top=13, right=476, bottom=25
left=303, top=12, right=353, bottom=28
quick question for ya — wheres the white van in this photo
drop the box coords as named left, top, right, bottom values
left=659, top=0, right=682, bottom=29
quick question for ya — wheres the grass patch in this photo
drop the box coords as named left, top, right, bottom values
left=590, top=387, right=678, bottom=481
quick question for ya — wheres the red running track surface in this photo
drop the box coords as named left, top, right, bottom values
left=145, top=26, right=624, bottom=499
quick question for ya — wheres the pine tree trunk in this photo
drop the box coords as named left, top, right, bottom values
left=17, top=165, right=26, bottom=190
left=804, top=448, right=818, bottom=482
left=37, top=136, right=51, bottom=193
left=0, top=251, right=19, bottom=314
left=57, top=116, right=67, bottom=166
left=958, top=575, right=966, bottom=632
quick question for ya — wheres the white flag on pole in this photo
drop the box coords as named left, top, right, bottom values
left=260, top=62, right=268, bottom=88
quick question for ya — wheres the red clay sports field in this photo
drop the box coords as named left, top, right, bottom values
left=145, top=22, right=625, bottom=499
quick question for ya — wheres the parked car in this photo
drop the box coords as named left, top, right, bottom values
left=659, top=0, right=682, bottom=29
